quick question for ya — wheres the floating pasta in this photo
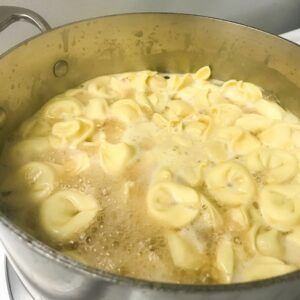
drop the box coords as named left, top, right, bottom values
left=43, top=98, right=82, bottom=121
left=235, top=113, right=273, bottom=133
left=1, top=161, right=57, bottom=202
left=239, top=256, right=295, bottom=282
left=205, top=161, right=256, bottom=207
left=210, top=103, right=242, bottom=127
left=99, top=141, right=135, bottom=175
left=215, top=236, right=234, bottom=283
left=147, top=181, right=200, bottom=228
left=19, top=117, right=51, bottom=138
left=246, top=148, right=298, bottom=184
left=255, top=99, right=285, bottom=120
left=284, top=227, right=300, bottom=265
left=51, top=117, right=94, bottom=148
left=83, top=98, right=108, bottom=121
left=258, top=123, right=291, bottom=148
left=259, top=184, right=300, bottom=232
left=39, top=190, right=100, bottom=242
left=225, top=207, right=249, bottom=231
left=110, top=99, right=143, bottom=124
left=164, top=100, right=193, bottom=122
left=221, top=80, right=263, bottom=106
left=166, top=230, right=204, bottom=270
left=7, top=137, right=52, bottom=166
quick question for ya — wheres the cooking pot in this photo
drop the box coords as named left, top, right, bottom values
left=0, top=6, right=300, bottom=300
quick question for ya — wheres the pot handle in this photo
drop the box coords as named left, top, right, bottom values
left=0, top=6, right=51, bottom=33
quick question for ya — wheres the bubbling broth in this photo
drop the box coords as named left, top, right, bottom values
left=1, top=67, right=300, bottom=284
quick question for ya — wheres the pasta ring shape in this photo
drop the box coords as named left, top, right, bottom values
left=110, top=99, right=143, bottom=124
left=235, top=113, right=272, bottom=133
left=255, top=99, right=285, bottom=120
left=166, top=230, right=204, bottom=270
left=52, top=117, right=94, bottom=147
left=19, top=117, right=51, bottom=138
left=221, top=80, right=262, bottom=106
left=39, top=190, right=100, bottom=242
left=210, top=103, right=242, bottom=127
left=164, top=100, right=193, bottom=122
left=259, top=184, right=300, bottom=232
left=246, top=148, right=298, bottom=184
left=99, top=141, right=135, bottom=175
left=1, top=161, right=56, bottom=202
left=43, top=98, right=82, bottom=120
left=240, top=256, right=295, bottom=282
left=83, top=98, right=108, bottom=121
left=7, top=137, right=52, bottom=166
left=147, top=182, right=200, bottom=228
left=258, top=123, right=291, bottom=148
left=205, top=161, right=256, bottom=207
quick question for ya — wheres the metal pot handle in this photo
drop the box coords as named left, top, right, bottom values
left=0, top=6, right=51, bottom=33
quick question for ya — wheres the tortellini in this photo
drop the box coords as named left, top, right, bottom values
left=7, top=137, right=52, bottom=166
left=259, top=184, right=300, bottom=232
left=2, top=67, right=300, bottom=284
left=284, top=227, right=300, bottom=265
left=166, top=230, right=204, bottom=270
left=43, top=98, right=82, bottom=121
left=99, top=141, right=135, bottom=175
left=39, top=190, right=100, bottom=242
left=147, top=182, right=200, bottom=228
left=205, top=161, right=255, bottom=207
left=216, top=237, right=234, bottom=283
left=51, top=117, right=94, bottom=148
left=221, top=80, right=262, bottom=106
left=239, top=256, right=295, bottom=282
left=246, top=148, right=298, bottom=184
left=1, top=161, right=57, bottom=202
left=110, top=99, right=143, bottom=124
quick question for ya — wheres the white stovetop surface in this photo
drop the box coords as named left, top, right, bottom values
left=0, top=0, right=299, bottom=295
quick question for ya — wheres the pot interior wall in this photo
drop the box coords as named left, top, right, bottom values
left=0, top=14, right=300, bottom=148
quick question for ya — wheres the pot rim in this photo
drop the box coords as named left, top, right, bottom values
left=1, top=12, right=300, bottom=293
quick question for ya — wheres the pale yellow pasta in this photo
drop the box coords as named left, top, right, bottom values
left=259, top=184, right=300, bottom=232
left=51, top=117, right=94, bottom=148
left=205, top=161, right=256, bottom=207
left=210, top=103, right=242, bottom=127
left=2, top=67, right=300, bottom=284
left=39, top=190, right=100, bottom=242
left=258, top=123, right=291, bottom=148
left=284, top=227, right=300, bottom=265
left=1, top=161, right=57, bottom=202
left=166, top=230, right=204, bottom=270
left=221, top=80, right=262, bottom=106
left=99, top=141, right=135, bottom=175
left=110, top=99, right=143, bottom=124
left=256, top=227, right=283, bottom=258
left=255, top=99, right=285, bottom=120
left=239, top=256, right=295, bottom=282
left=235, top=113, right=272, bottom=133
left=246, top=148, right=298, bottom=184
left=7, top=137, right=52, bottom=166
left=147, top=181, right=200, bottom=228
left=225, top=207, right=249, bottom=231
left=215, top=237, right=234, bottom=283
left=83, top=98, right=108, bottom=121
left=43, top=98, right=82, bottom=120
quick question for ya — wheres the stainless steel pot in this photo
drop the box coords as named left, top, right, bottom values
left=1, top=6, right=300, bottom=300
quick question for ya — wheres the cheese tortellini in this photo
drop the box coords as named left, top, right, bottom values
left=2, top=67, right=300, bottom=284
left=205, top=161, right=255, bottom=207
left=39, top=190, right=100, bottom=242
